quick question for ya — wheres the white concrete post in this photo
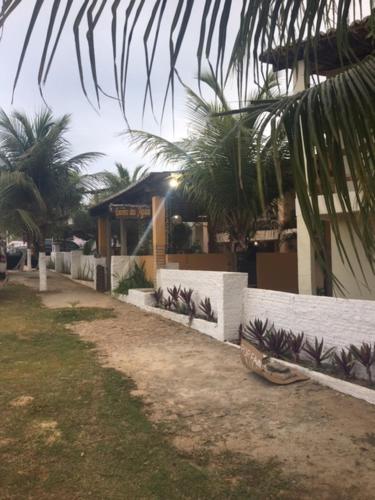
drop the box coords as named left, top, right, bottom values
left=70, top=250, right=83, bottom=279
left=202, top=222, right=209, bottom=253
left=221, top=272, right=248, bottom=340
left=54, top=251, right=64, bottom=273
left=26, top=249, right=32, bottom=270
left=297, top=212, right=317, bottom=295
left=39, top=252, right=47, bottom=291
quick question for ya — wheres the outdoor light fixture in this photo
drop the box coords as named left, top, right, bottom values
left=254, top=241, right=259, bottom=246
left=171, top=214, right=182, bottom=225
left=169, top=176, right=179, bottom=189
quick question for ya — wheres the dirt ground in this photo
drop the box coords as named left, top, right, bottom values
left=13, top=271, right=375, bottom=499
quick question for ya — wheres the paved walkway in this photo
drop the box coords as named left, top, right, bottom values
left=12, top=270, right=375, bottom=499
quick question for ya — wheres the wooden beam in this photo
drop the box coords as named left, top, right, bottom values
left=152, top=196, right=166, bottom=270
left=120, top=219, right=127, bottom=255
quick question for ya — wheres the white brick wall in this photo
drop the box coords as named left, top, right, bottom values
left=111, top=256, right=138, bottom=291
left=243, top=288, right=375, bottom=349
left=157, top=269, right=248, bottom=341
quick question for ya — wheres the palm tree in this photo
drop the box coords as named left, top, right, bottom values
left=0, top=109, right=102, bottom=252
left=128, top=72, right=290, bottom=251
left=96, top=162, right=149, bottom=198
left=0, top=1, right=373, bottom=269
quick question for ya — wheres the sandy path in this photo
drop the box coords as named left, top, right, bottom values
left=13, top=271, right=375, bottom=499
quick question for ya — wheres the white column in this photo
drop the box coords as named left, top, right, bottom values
left=202, top=222, right=209, bottom=253
left=120, top=219, right=127, bottom=255
left=54, top=251, right=64, bottom=273
left=39, top=252, right=47, bottom=292
left=297, top=212, right=316, bottom=295
left=26, top=249, right=32, bottom=270
left=70, top=250, right=83, bottom=279
left=292, top=61, right=317, bottom=295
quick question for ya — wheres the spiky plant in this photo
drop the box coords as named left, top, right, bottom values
left=350, top=343, right=375, bottom=384
left=287, top=332, right=305, bottom=362
left=303, top=337, right=335, bottom=367
left=264, top=328, right=290, bottom=359
left=242, top=319, right=270, bottom=348
left=180, top=288, right=193, bottom=308
left=332, top=349, right=355, bottom=379
left=198, top=297, right=216, bottom=323
left=163, top=296, right=173, bottom=311
left=167, top=285, right=181, bottom=309
left=3, top=2, right=375, bottom=279
left=179, top=288, right=197, bottom=320
left=153, top=287, right=164, bottom=308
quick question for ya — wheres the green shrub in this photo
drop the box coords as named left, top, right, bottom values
left=114, top=262, right=153, bottom=295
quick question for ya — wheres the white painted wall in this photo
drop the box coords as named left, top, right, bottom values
left=62, top=252, right=71, bottom=274
left=111, top=255, right=138, bottom=291
left=331, top=219, right=375, bottom=300
left=157, top=269, right=248, bottom=341
left=79, top=255, right=95, bottom=281
left=243, top=288, right=375, bottom=349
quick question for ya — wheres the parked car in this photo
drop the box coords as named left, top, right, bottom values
left=0, top=241, right=7, bottom=283
left=44, top=239, right=80, bottom=255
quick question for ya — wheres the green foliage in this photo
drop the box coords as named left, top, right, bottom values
left=114, top=262, right=153, bottom=296
left=170, top=223, right=192, bottom=252
left=82, top=239, right=95, bottom=256
left=52, top=307, right=114, bottom=324
left=2, top=2, right=374, bottom=274
left=0, top=109, right=101, bottom=248
left=95, top=163, right=149, bottom=200
left=0, top=284, right=297, bottom=499
left=128, top=72, right=287, bottom=250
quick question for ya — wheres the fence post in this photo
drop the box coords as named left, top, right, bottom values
left=70, top=250, right=83, bottom=279
left=54, top=251, right=64, bottom=273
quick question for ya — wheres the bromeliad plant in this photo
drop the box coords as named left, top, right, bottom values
left=153, top=287, right=164, bottom=308
left=350, top=343, right=375, bottom=384
left=167, top=285, right=181, bottom=310
left=287, top=332, right=305, bottom=363
left=114, top=262, right=153, bottom=296
left=242, top=319, right=270, bottom=349
left=264, top=328, right=290, bottom=359
left=154, top=285, right=217, bottom=324
left=303, top=337, right=335, bottom=368
left=199, top=297, right=216, bottom=323
left=332, top=349, right=355, bottom=379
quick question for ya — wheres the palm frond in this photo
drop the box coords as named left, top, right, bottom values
left=1, top=1, right=370, bottom=108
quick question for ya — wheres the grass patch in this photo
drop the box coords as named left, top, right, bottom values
left=0, top=284, right=300, bottom=499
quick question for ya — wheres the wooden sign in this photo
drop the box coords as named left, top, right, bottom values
left=109, top=204, right=151, bottom=219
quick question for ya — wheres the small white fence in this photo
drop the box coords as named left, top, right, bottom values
left=52, top=251, right=106, bottom=288
left=243, top=288, right=375, bottom=349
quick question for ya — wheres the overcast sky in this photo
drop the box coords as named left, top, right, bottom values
left=0, top=3, right=243, bottom=176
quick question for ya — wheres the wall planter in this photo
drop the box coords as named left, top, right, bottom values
left=228, top=342, right=375, bottom=406
left=275, top=358, right=375, bottom=406
left=148, top=306, right=219, bottom=341
left=113, top=289, right=220, bottom=341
